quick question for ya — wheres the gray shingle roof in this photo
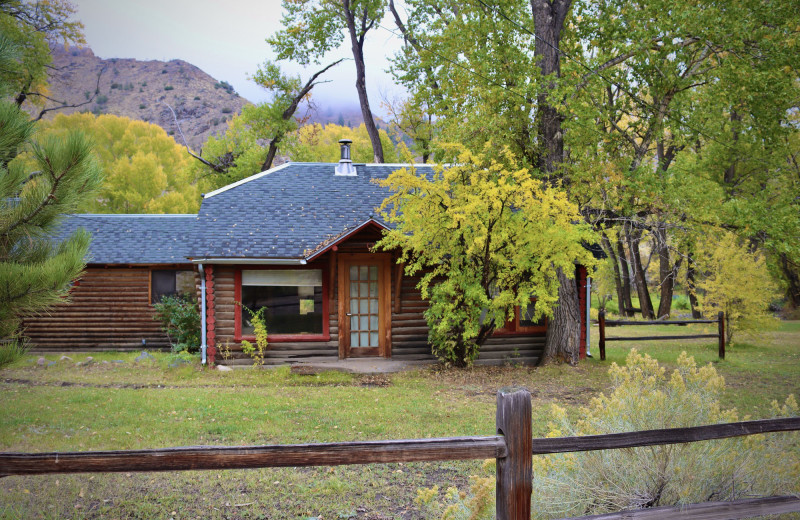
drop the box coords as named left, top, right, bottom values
left=54, top=214, right=197, bottom=264
left=190, top=162, right=433, bottom=259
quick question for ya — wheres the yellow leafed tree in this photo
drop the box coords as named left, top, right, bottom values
left=37, top=113, right=199, bottom=213
left=695, top=231, right=779, bottom=343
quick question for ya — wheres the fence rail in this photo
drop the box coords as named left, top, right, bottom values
left=1, top=389, right=798, bottom=520
left=598, top=310, right=725, bottom=360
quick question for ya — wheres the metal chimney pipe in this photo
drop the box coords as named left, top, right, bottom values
left=335, top=139, right=356, bottom=176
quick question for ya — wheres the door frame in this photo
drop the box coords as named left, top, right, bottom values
left=337, top=253, right=392, bottom=359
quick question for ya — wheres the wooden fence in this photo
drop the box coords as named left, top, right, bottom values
left=1, top=388, right=799, bottom=520
left=598, top=310, right=726, bottom=361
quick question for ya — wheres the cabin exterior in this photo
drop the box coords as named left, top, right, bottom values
left=22, top=146, right=591, bottom=364
left=190, top=154, right=590, bottom=367
left=22, top=214, right=199, bottom=351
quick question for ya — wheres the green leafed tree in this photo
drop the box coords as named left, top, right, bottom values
left=190, top=60, right=342, bottom=191
left=0, top=0, right=86, bottom=109
left=376, top=144, right=595, bottom=366
left=33, top=112, right=199, bottom=213
left=268, top=0, right=387, bottom=163
left=0, top=101, right=102, bottom=339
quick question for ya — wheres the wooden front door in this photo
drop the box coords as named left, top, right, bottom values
left=338, top=254, right=391, bottom=358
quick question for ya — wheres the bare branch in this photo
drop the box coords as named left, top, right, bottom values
left=32, top=65, right=106, bottom=121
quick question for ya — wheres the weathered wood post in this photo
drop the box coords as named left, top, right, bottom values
left=496, top=387, right=532, bottom=520
left=598, top=309, right=606, bottom=361
left=718, top=311, right=725, bottom=359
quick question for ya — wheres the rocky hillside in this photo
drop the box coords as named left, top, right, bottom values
left=24, top=45, right=250, bottom=150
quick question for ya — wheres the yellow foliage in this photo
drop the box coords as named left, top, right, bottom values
left=37, top=113, right=198, bottom=213
left=694, top=230, right=779, bottom=343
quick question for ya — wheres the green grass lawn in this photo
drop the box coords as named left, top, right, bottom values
left=1, top=323, right=798, bottom=519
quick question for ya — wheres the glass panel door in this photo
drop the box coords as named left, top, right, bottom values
left=348, top=264, right=380, bottom=348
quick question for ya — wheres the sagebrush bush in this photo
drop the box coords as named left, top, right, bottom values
left=531, top=350, right=799, bottom=518
left=415, top=350, right=799, bottom=520
left=152, top=294, right=200, bottom=353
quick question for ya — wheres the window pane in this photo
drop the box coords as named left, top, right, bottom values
left=369, top=282, right=377, bottom=297
left=360, top=332, right=369, bottom=346
left=176, top=271, right=195, bottom=295
left=350, top=315, right=358, bottom=331
left=370, top=299, right=378, bottom=313
left=370, top=315, right=378, bottom=330
left=350, top=266, right=358, bottom=280
left=370, top=332, right=378, bottom=346
left=350, top=299, right=358, bottom=314
left=369, top=266, right=378, bottom=280
left=351, top=332, right=359, bottom=347
left=360, top=300, right=369, bottom=314
left=350, top=282, right=358, bottom=297
left=359, top=266, right=368, bottom=279
left=360, top=282, right=368, bottom=297
left=519, top=301, right=546, bottom=328
left=360, top=316, right=369, bottom=330
left=151, top=270, right=176, bottom=303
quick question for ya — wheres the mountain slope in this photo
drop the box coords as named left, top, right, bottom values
left=24, top=45, right=250, bottom=150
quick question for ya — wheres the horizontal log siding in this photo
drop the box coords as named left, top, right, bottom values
left=391, top=273, right=545, bottom=366
left=22, top=267, right=172, bottom=351
left=214, top=265, right=339, bottom=366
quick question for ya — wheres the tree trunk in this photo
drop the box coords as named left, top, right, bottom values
left=343, top=1, right=385, bottom=163
left=627, top=226, right=655, bottom=319
left=686, top=252, right=702, bottom=319
left=779, top=253, right=800, bottom=309
left=601, top=233, right=625, bottom=314
left=654, top=223, right=681, bottom=319
left=530, top=0, right=576, bottom=365
left=617, top=228, right=634, bottom=317
left=542, top=267, right=581, bottom=365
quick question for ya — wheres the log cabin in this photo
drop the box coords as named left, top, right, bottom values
left=22, top=214, right=199, bottom=351
left=22, top=141, right=592, bottom=365
left=189, top=141, right=591, bottom=366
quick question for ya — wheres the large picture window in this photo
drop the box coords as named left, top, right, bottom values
left=240, top=270, right=324, bottom=336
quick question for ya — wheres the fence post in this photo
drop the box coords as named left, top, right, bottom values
left=718, top=311, right=725, bottom=359
left=496, top=387, right=532, bottom=520
left=598, top=309, right=606, bottom=361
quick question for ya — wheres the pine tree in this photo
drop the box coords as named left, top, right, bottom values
left=0, top=100, right=102, bottom=339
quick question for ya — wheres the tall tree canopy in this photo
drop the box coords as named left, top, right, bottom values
left=0, top=0, right=85, bottom=108
left=31, top=113, right=199, bottom=213
left=390, top=0, right=800, bottom=360
left=268, top=0, right=388, bottom=163
left=190, top=60, right=342, bottom=191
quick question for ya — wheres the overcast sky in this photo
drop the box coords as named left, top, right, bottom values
left=71, top=0, right=406, bottom=114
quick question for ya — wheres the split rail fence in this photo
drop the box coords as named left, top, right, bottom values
left=1, top=388, right=799, bottom=520
left=598, top=310, right=726, bottom=361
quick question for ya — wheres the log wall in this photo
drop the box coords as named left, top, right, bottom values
left=215, top=250, right=546, bottom=367
left=21, top=267, right=186, bottom=351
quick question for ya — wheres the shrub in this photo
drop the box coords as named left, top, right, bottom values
left=239, top=305, right=268, bottom=367
left=164, top=85, right=174, bottom=91
left=152, top=294, right=200, bottom=353
left=110, top=82, right=121, bottom=89
left=221, top=107, right=232, bottom=114
left=531, top=350, right=798, bottom=518
left=415, top=350, right=799, bottom=519
left=95, top=94, right=108, bottom=105
left=194, top=96, right=200, bottom=100
left=0, top=339, right=29, bottom=369
left=138, top=104, right=146, bottom=109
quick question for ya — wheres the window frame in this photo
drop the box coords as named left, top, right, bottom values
left=493, top=298, right=548, bottom=336
left=234, top=266, right=330, bottom=343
